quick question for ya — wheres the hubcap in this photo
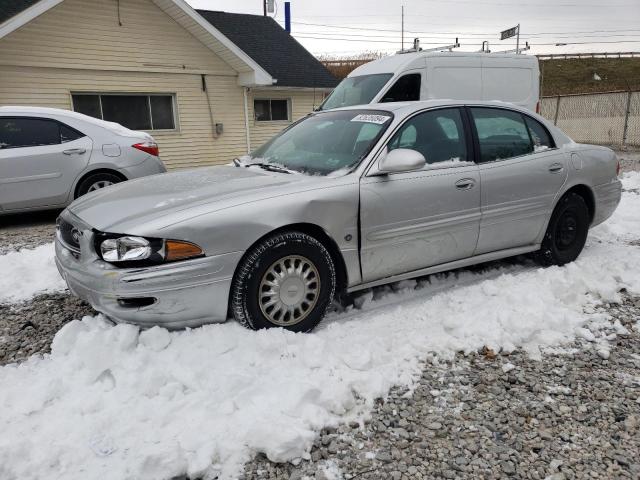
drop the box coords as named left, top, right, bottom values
left=555, top=210, right=578, bottom=250
left=87, top=180, right=114, bottom=192
left=258, top=255, right=320, bottom=326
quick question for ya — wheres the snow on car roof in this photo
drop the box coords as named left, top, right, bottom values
left=0, top=106, right=147, bottom=137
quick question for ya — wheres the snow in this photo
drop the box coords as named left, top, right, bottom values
left=0, top=243, right=65, bottom=303
left=0, top=174, right=639, bottom=479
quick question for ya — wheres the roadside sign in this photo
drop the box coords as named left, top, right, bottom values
left=500, top=26, right=518, bottom=40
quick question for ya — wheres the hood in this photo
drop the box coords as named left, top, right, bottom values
left=68, top=165, right=315, bottom=233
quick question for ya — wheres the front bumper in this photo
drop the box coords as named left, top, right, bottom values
left=55, top=212, right=242, bottom=329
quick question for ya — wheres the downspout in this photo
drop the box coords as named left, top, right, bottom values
left=243, top=87, right=251, bottom=153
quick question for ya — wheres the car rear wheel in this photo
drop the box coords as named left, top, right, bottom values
left=75, top=172, right=123, bottom=198
left=535, top=192, right=590, bottom=266
left=231, top=231, right=336, bottom=332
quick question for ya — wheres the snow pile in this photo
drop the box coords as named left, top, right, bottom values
left=0, top=175, right=639, bottom=479
left=0, top=243, right=65, bottom=303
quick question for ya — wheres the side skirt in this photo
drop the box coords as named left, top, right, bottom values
left=347, top=244, right=540, bottom=293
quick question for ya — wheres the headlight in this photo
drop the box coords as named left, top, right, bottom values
left=98, top=235, right=203, bottom=264
left=101, top=236, right=151, bottom=262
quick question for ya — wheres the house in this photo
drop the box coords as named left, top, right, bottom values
left=0, top=0, right=337, bottom=168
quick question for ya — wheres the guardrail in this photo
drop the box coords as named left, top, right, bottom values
left=536, top=52, right=640, bottom=60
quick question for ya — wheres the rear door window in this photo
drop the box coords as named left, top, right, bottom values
left=469, top=107, right=533, bottom=162
left=0, top=117, right=85, bottom=149
left=0, top=117, right=61, bottom=149
left=381, top=74, right=421, bottom=103
left=524, top=116, right=555, bottom=152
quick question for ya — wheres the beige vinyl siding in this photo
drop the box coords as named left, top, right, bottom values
left=0, top=65, right=248, bottom=168
left=0, top=0, right=327, bottom=168
left=0, top=0, right=234, bottom=76
left=248, top=89, right=325, bottom=149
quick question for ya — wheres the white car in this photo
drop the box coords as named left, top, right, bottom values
left=0, top=106, right=166, bottom=214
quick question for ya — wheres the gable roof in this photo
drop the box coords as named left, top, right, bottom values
left=196, top=10, right=338, bottom=89
left=0, top=0, right=273, bottom=86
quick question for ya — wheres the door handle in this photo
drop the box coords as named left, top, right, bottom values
left=548, top=163, right=564, bottom=173
left=63, top=148, right=86, bottom=155
left=455, top=178, right=476, bottom=190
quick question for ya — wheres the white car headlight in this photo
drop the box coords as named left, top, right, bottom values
left=98, top=235, right=203, bottom=264
left=100, top=236, right=151, bottom=262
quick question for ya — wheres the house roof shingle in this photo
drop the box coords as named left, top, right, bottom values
left=0, top=0, right=40, bottom=25
left=196, top=10, right=338, bottom=89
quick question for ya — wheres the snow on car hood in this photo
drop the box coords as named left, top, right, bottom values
left=67, top=166, right=314, bottom=233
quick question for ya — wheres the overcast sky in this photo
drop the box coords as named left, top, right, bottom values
left=186, top=0, right=640, bottom=57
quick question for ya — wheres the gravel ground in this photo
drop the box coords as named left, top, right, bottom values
left=0, top=292, right=93, bottom=365
left=245, top=296, right=640, bottom=480
left=0, top=153, right=639, bottom=479
left=0, top=209, right=59, bottom=255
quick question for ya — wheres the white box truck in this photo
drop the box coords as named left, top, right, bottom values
left=320, top=51, right=540, bottom=112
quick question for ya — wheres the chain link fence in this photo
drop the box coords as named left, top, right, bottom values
left=540, top=91, right=640, bottom=147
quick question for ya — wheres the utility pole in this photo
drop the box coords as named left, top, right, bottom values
left=401, top=6, right=404, bottom=51
left=516, top=23, right=520, bottom=53
left=263, top=0, right=267, bottom=16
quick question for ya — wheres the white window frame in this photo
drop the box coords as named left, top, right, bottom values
left=254, top=98, right=291, bottom=123
left=71, top=92, right=179, bottom=132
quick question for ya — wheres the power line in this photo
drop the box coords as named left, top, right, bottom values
left=296, top=30, right=640, bottom=41
left=293, top=35, right=640, bottom=46
left=292, top=21, right=640, bottom=38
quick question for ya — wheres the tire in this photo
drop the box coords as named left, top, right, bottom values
left=535, top=192, right=590, bottom=266
left=231, top=231, right=336, bottom=332
left=75, top=172, right=123, bottom=198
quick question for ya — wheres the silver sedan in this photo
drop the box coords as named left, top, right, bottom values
left=0, top=106, right=166, bottom=214
left=55, top=100, right=622, bottom=332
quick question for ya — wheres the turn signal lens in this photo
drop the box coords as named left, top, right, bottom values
left=164, top=240, right=203, bottom=261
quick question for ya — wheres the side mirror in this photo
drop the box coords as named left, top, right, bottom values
left=378, top=148, right=426, bottom=173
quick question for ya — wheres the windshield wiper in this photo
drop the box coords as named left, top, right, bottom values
left=246, top=162, right=294, bottom=174
left=233, top=156, right=295, bottom=174
left=236, top=161, right=293, bottom=175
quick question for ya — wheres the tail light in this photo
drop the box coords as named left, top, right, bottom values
left=535, top=101, right=540, bottom=114
left=132, top=141, right=159, bottom=156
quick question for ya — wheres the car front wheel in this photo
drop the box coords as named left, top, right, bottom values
left=535, top=192, right=590, bottom=266
left=231, top=231, right=336, bottom=332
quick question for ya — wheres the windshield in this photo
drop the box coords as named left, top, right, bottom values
left=320, top=74, right=393, bottom=110
left=248, top=110, right=393, bottom=175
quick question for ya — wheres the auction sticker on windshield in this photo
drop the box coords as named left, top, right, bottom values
left=351, top=114, right=391, bottom=124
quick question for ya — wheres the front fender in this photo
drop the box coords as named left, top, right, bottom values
left=154, top=181, right=362, bottom=286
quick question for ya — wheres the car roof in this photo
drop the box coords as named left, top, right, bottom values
left=0, top=106, right=147, bottom=138
left=326, top=99, right=534, bottom=115
left=350, top=51, right=538, bottom=77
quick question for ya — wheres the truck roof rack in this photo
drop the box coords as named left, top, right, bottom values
left=397, top=38, right=460, bottom=54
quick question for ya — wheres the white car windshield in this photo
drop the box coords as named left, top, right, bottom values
left=320, top=74, right=393, bottom=110
left=248, top=110, right=393, bottom=175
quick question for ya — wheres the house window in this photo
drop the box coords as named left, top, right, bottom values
left=72, top=93, right=176, bottom=131
left=254, top=99, right=290, bottom=122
